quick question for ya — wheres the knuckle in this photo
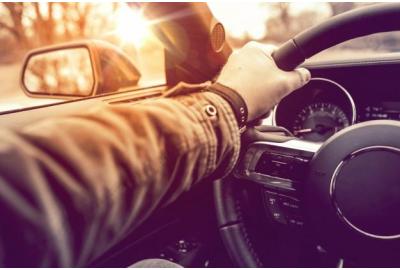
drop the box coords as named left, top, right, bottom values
left=281, top=77, right=295, bottom=92
left=243, top=41, right=261, bottom=53
left=278, top=74, right=290, bottom=87
left=245, top=41, right=259, bottom=48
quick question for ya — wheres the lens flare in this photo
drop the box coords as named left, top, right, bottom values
left=114, top=5, right=150, bottom=48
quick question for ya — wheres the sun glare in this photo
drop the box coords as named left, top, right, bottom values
left=114, top=5, right=150, bottom=48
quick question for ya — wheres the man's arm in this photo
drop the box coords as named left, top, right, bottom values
left=0, top=42, right=310, bottom=267
left=0, top=83, right=239, bottom=267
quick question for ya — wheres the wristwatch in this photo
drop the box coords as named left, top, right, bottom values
left=206, top=82, right=248, bottom=132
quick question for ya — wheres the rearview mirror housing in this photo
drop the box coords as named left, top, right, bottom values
left=21, top=40, right=141, bottom=99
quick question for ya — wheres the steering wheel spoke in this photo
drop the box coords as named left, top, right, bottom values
left=235, top=139, right=320, bottom=191
left=234, top=138, right=321, bottom=227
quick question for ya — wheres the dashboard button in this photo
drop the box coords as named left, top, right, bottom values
left=256, top=153, right=296, bottom=179
left=287, top=217, right=304, bottom=227
left=265, top=191, right=279, bottom=204
left=267, top=195, right=278, bottom=206
left=265, top=191, right=286, bottom=224
left=264, top=191, right=306, bottom=227
left=279, top=196, right=300, bottom=211
left=271, top=210, right=287, bottom=225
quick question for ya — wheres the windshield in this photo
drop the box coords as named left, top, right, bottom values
left=209, top=2, right=400, bottom=61
left=0, top=3, right=399, bottom=113
left=0, top=3, right=165, bottom=112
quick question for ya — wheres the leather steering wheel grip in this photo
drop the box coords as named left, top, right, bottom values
left=272, top=3, right=400, bottom=71
left=214, top=179, right=263, bottom=267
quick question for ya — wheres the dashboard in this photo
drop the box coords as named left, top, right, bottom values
left=273, top=56, right=400, bottom=142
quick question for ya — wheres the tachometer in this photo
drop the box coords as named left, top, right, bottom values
left=293, top=102, right=350, bottom=142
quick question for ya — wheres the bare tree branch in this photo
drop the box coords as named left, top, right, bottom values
left=0, top=20, right=18, bottom=37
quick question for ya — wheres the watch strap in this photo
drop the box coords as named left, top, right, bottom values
left=206, top=83, right=248, bottom=130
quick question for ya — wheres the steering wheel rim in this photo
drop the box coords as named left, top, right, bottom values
left=272, top=3, right=400, bottom=71
left=215, top=3, right=400, bottom=267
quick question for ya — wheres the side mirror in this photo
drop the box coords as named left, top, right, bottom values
left=21, top=40, right=141, bottom=99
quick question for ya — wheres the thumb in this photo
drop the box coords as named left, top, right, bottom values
left=283, top=67, right=311, bottom=92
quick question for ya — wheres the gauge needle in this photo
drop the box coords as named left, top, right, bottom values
left=294, top=128, right=313, bottom=135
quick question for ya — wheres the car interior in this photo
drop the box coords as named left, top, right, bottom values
left=1, top=2, right=400, bottom=268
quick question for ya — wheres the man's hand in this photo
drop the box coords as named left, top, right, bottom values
left=217, top=41, right=311, bottom=121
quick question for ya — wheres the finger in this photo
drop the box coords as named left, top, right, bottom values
left=284, top=67, right=311, bottom=91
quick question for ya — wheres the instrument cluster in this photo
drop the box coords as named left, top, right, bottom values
left=273, top=78, right=356, bottom=142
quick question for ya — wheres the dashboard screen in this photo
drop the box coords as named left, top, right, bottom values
left=362, top=102, right=400, bottom=121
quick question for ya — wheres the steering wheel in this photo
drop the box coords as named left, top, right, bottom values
left=215, top=3, right=400, bottom=267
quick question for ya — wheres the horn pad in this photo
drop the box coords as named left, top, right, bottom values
left=305, top=120, right=400, bottom=265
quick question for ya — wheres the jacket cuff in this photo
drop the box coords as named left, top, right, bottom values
left=203, top=91, right=241, bottom=179
left=166, top=82, right=241, bottom=180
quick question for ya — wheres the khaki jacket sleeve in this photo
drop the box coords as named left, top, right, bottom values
left=0, top=82, right=240, bottom=267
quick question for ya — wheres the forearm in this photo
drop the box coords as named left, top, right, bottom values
left=0, top=84, right=240, bottom=266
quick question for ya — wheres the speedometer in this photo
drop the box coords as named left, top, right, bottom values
left=293, top=102, right=350, bottom=142
left=274, top=78, right=356, bottom=142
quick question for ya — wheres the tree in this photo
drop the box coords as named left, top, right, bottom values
left=0, top=3, right=121, bottom=53
left=0, top=3, right=29, bottom=48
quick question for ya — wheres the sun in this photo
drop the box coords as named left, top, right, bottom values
left=114, top=5, right=150, bottom=48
